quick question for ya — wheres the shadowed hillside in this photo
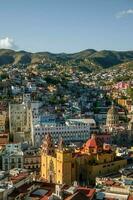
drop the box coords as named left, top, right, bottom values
left=0, top=49, right=133, bottom=71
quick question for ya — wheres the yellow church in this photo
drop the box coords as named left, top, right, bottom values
left=41, top=133, right=127, bottom=185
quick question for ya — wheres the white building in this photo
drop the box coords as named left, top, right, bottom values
left=67, top=118, right=96, bottom=128
left=33, top=120, right=91, bottom=147
left=31, top=101, right=43, bottom=125
left=2, top=143, right=23, bottom=171
left=26, top=82, right=37, bottom=92
left=23, top=94, right=43, bottom=125
left=11, top=86, right=21, bottom=95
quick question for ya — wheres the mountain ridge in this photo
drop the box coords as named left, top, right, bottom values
left=0, top=48, right=133, bottom=71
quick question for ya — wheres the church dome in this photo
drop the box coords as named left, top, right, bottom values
left=83, top=134, right=103, bottom=153
left=106, top=104, right=119, bottom=127
left=85, top=134, right=103, bottom=149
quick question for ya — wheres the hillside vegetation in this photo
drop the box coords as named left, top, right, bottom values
left=0, top=49, right=133, bottom=72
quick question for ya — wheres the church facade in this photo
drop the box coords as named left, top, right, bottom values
left=106, top=103, right=133, bottom=146
left=41, top=133, right=127, bottom=185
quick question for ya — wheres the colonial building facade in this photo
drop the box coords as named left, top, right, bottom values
left=2, top=143, right=23, bottom=171
left=106, top=103, right=119, bottom=129
left=9, top=102, right=32, bottom=143
left=41, top=133, right=127, bottom=185
left=23, top=148, right=41, bottom=170
left=34, top=121, right=90, bottom=147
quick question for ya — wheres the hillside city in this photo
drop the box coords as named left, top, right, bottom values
left=0, top=49, right=133, bottom=200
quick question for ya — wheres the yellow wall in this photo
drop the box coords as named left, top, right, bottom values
left=41, top=150, right=73, bottom=185
left=118, top=99, right=126, bottom=107
left=96, top=153, right=115, bottom=164
left=41, top=154, right=56, bottom=182
left=41, top=149, right=127, bottom=185
left=88, top=159, right=127, bottom=184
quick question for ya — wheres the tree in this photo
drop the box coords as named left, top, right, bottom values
left=127, top=87, right=133, bottom=100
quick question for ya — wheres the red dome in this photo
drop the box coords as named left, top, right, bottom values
left=85, top=138, right=98, bottom=148
left=85, top=134, right=103, bottom=149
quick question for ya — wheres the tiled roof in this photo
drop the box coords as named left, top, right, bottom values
left=9, top=172, right=29, bottom=184
left=65, top=191, right=89, bottom=200
left=128, top=195, right=133, bottom=200
left=85, top=137, right=103, bottom=149
left=77, top=187, right=95, bottom=199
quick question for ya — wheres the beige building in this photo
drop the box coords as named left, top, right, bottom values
left=0, top=111, right=7, bottom=132
left=9, top=102, right=33, bottom=143
left=106, top=103, right=119, bottom=129
left=23, top=148, right=41, bottom=170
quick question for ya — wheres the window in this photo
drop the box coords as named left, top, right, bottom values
left=18, top=158, right=21, bottom=163
left=5, top=159, right=8, bottom=164
left=72, top=163, right=74, bottom=168
left=18, top=164, right=21, bottom=168
left=11, top=164, right=15, bottom=168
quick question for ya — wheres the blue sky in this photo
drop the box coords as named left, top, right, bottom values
left=0, top=0, right=133, bottom=52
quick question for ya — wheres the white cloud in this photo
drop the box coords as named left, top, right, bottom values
left=116, top=9, right=133, bottom=18
left=0, top=37, right=18, bottom=49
